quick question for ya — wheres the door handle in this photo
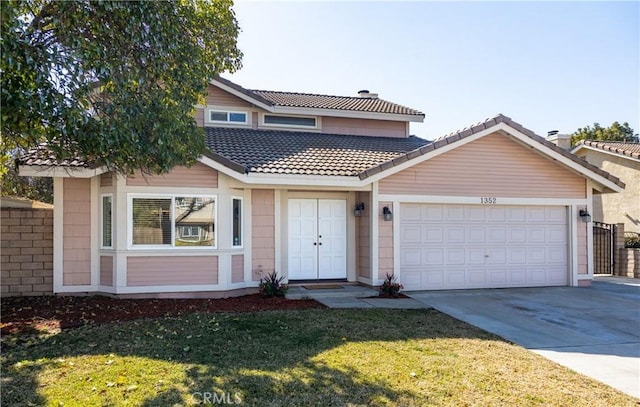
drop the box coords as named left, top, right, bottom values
left=318, top=242, right=322, bottom=246
left=314, top=242, right=317, bottom=246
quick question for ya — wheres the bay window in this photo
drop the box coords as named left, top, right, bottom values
left=130, top=195, right=216, bottom=248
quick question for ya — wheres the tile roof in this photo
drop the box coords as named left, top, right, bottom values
left=576, top=140, right=640, bottom=160
left=213, top=76, right=424, bottom=117
left=251, top=90, right=425, bottom=116
left=18, top=144, right=89, bottom=168
left=204, top=127, right=430, bottom=176
left=358, top=114, right=626, bottom=189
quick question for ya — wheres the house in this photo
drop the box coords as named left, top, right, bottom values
left=18, top=78, right=624, bottom=297
left=571, top=140, right=640, bottom=233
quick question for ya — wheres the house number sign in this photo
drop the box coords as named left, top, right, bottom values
left=480, top=197, right=497, bottom=204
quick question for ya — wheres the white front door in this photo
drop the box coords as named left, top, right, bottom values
left=288, top=199, right=347, bottom=280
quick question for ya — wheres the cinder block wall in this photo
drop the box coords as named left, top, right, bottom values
left=1, top=208, right=54, bottom=296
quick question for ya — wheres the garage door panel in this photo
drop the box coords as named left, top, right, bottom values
left=507, top=207, right=526, bottom=222
left=446, top=227, right=465, bottom=243
left=487, top=207, right=507, bottom=222
left=399, top=204, right=568, bottom=291
left=547, top=226, right=567, bottom=243
left=445, top=269, right=466, bottom=287
left=466, top=206, right=486, bottom=222
left=424, top=226, right=444, bottom=243
left=467, top=227, right=485, bottom=243
left=509, top=227, right=527, bottom=243
left=401, top=227, right=422, bottom=244
left=487, top=227, right=507, bottom=243
left=528, top=227, right=546, bottom=243
left=445, top=248, right=465, bottom=265
left=445, top=206, right=464, bottom=222
left=508, top=247, right=527, bottom=264
left=424, top=248, right=444, bottom=265
left=486, top=247, right=507, bottom=264
left=467, top=248, right=486, bottom=264
left=546, top=207, right=567, bottom=222
left=402, top=204, right=422, bottom=221
left=423, top=205, right=444, bottom=221
left=400, top=248, right=421, bottom=266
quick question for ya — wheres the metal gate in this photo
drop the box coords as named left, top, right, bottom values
left=593, top=222, right=616, bottom=274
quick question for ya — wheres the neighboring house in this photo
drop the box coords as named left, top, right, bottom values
left=18, top=78, right=624, bottom=296
left=571, top=140, right=640, bottom=233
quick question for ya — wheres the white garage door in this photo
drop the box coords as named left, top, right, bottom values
left=399, top=204, right=568, bottom=290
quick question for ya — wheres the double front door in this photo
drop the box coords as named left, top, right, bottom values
left=288, top=199, right=347, bottom=280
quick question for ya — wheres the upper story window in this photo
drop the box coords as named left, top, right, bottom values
left=207, top=109, right=248, bottom=125
left=262, top=114, right=318, bottom=129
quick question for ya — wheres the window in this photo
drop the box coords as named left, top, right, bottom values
left=130, top=195, right=216, bottom=248
left=232, top=197, right=242, bottom=247
left=262, top=114, right=317, bottom=128
left=101, top=195, right=112, bottom=248
left=208, top=110, right=248, bottom=124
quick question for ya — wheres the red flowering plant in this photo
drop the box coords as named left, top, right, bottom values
left=379, top=273, right=403, bottom=297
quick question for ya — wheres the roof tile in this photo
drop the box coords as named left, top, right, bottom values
left=204, top=127, right=430, bottom=177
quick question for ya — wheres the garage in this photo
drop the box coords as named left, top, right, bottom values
left=399, top=203, right=569, bottom=290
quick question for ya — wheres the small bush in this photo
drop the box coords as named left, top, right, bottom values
left=259, top=271, right=288, bottom=298
left=380, top=273, right=403, bottom=297
left=625, top=233, right=640, bottom=248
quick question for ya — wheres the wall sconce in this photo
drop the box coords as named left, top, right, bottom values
left=354, top=202, right=365, bottom=217
left=579, top=209, right=591, bottom=223
left=383, top=206, right=393, bottom=221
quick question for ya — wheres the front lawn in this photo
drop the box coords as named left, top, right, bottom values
left=2, top=308, right=636, bottom=406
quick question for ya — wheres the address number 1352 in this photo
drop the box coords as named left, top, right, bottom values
left=480, top=197, right=497, bottom=204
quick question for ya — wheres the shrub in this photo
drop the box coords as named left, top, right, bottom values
left=380, top=273, right=403, bottom=297
left=259, top=271, right=288, bottom=298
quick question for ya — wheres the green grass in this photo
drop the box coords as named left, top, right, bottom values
left=2, top=309, right=637, bottom=406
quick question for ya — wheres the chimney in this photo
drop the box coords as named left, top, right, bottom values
left=358, top=89, right=378, bottom=99
left=546, top=130, right=571, bottom=150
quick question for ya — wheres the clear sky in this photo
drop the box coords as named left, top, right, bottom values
left=224, top=1, right=639, bottom=141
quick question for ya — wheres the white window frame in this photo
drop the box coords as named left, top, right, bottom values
left=100, top=193, right=113, bottom=249
left=127, top=193, right=218, bottom=250
left=260, top=113, right=319, bottom=130
left=205, top=108, right=249, bottom=125
left=232, top=196, right=243, bottom=248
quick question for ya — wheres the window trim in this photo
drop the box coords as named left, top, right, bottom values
left=232, top=196, right=243, bottom=248
left=260, top=113, right=319, bottom=129
left=127, top=193, right=217, bottom=250
left=100, top=193, right=113, bottom=249
left=205, top=108, right=249, bottom=125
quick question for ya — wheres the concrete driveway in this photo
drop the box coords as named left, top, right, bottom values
left=408, top=277, right=640, bottom=399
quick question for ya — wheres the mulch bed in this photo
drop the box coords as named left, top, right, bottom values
left=0, top=294, right=324, bottom=337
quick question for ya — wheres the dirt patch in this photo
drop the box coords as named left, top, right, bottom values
left=1, top=294, right=324, bottom=336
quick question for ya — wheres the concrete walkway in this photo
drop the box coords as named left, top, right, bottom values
left=286, top=285, right=430, bottom=309
left=287, top=277, right=640, bottom=399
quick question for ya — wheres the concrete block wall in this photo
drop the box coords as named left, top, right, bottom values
left=1, top=208, right=54, bottom=296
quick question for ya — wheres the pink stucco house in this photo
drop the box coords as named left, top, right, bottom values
left=18, top=78, right=624, bottom=297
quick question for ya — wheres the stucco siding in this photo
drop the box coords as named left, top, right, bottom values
left=63, top=178, right=91, bottom=285
left=127, top=256, right=218, bottom=286
left=378, top=201, right=393, bottom=280
left=126, top=162, right=218, bottom=188
left=577, top=216, right=588, bottom=275
left=232, top=254, right=244, bottom=283
left=356, top=191, right=371, bottom=279
left=100, top=173, right=113, bottom=187
left=206, top=85, right=253, bottom=108
left=379, top=132, right=586, bottom=198
left=580, top=150, right=640, bottom=233
left=252, top=189, right=275, bottom=281
left=194, top=108, right=204, bottom=127
left=321, top=117, right=406, bottom=138
left=100, top=255, right=113, bottom=286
